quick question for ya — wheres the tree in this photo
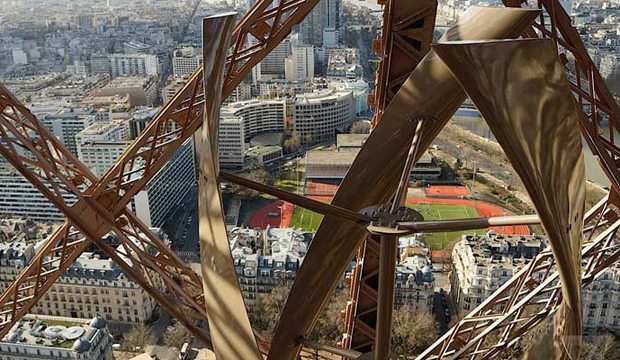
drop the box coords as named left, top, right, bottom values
left=581, top=332, right=620, bottom=360
left=283, top=132, right=302, bottom=154
left=164, top=323, right=191, bottom=349
left=309, top=289, right=349, bottom=344
left=350, top=120, right=371, bottom=134
left=248, top=284, right=348, bottom=344
left=228, top=165, right=273, bottom=198
left=122, top=323, right=155, bottom=352
left=248, top=283, right=290, bottom=340
left=390, top=307, right=437, bottom=358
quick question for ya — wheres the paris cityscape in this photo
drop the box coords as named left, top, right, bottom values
left=0, top=0, right=620, bottom=359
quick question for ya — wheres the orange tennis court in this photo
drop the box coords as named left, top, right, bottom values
left=424, top=185, right=469, bottom=198
left=305, top=181, right=339, bottom=196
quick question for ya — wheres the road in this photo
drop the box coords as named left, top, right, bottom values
left=163, top=184, right=200, bottom=257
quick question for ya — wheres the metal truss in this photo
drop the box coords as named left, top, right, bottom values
left=0, top=88, right=211, bottom=343
left=417, top=196, right=620, bottom=359
left=414, top=0, right=620, bottom=356
left=343, top=0, right=438, bottom=352
left=507, top=0, right=620, bottom=193
left=347, top=0, right=620, bottom=357
left=369, top=0, right=437, bottom=126
left=1, top=0, right=619, bottom=358
left=0, top=0, right=322, bottom=345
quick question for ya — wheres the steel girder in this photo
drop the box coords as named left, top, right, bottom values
left=0, top=0, right=323, bottom=346
left=369, top=0, right=438, bottom=126
left=417, top=198, right=620, bottom=359
left=267, top=8, right=541, bottom=360
left=414, top=0, right=620, bottom=357
left=343, top=0, right=438, bottom=352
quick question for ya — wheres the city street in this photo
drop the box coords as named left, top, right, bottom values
left=163, top=184, right=201, bottom=258
left=432, top=271, right=454, bottom=335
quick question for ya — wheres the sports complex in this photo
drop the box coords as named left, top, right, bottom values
left=249, top=183, right=529, bottom=250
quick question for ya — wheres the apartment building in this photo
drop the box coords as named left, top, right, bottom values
left=0, top=315, right=113, bottom=360
left=92, top=76, right=157, bottom=107
left=172, top=45, right=202, bottom=77
left=109, top=53, right=159, bottom=78
left=293, top=89, right=354, bottom=145
left=37, top=110, right=96, bottom=156
left=285, top=44, right=314, bottom=81
left=133, top=138, right=196, bottom=228
left=220, top=99, right=287, bottom=141
left=583, top=263, right=620, bottom=334
left=219, top=117, right=246, bottom=169
left=76, top=120, right=128, bottom=177
left=231, top=227, right=309, bottom=306
left=0, top=165, right=77, bottom=222
left=0, top=237, right=161, bottom=325
left=78, top=141, right=132, bottom=178
left=451, top=234, right=548, bottom=313
left=394, top=238, right=435, bottom=312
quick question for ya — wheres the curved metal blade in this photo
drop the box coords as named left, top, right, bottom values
left=434, top=38, right=585, bottom=359
left=267, top=7, right=540, bottom=360
left=197, top=13, right=262, bottom=360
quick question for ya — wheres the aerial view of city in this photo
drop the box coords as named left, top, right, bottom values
left=0, top=0, right=619, bottom=359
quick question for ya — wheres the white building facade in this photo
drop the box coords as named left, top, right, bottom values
left=134, top=138, right=196, bottom=228
left=293, top=89, right=354, bottom=145
left=109, top=54, right=159, bottom=78
left=172, top=45, right=202, bottom=77
left=219, top=117, right=246, bottom=169
left=221, top=99, right=287, bottom=141
left=0, top=165, right=77, bottom=222
left=451, top=234, right=547, bottom=313
left=285, top=44, right=314, bottom=81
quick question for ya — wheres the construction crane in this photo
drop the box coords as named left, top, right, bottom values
left=0, top=0, right=619, bottom=359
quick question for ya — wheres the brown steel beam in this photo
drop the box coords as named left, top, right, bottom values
left=434, top=37, right=585, bottom=360
left=415, top=0, right=620, bottom=356
left=374, top=235, right=398, bottom=360
left=220, top=171, right=370, bottom=224
left=197, top=13, right=262, bottom=360
left=268, top=9, right=540, bottom=360
left=344, top=0, right=435, bottom=350
left=367, top=214, right=541, bottom=235
left=0, top=0, right=326, bottom=343
left=370, top=0, right=438, bottom=126
left=417, top=203, right=620, bottom=359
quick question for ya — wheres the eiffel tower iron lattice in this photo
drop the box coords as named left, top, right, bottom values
left=0, top=0, right=323, bottom=346
left=0, top=0, right=619, bottom=359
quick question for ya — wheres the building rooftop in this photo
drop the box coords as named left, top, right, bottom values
left=124, top=41, right=152, bottom=51
left=221, top=98, right=285, bottom=113
left=294, top=88, right=352, bottom=104
left=245, top=145, right=282, bottom=157
left=79, top=140, right=132, bottom=148
left=63, top=252, right=124, bottom=280
left=104, top=76, right=153, bottom=88
left=306, top=149, right=359, bottom=165
left=460, top=233, right=547, bottom=268
left=78, top=120, right=124, bottom=136
left=2, top=315, right=106, bottom=353
left=230, top=227, right=310, bottom=268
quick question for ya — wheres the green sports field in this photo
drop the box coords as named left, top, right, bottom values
left=289, top=202, right=484, bottom=249
left=290, top=207, right=324, bottom=232
left=407, top=203, right=485, bottom=249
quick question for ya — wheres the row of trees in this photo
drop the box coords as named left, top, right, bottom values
left=121, top=322, right=189, bottom=353
left=119, top=296, right=620, bottom=359
left=247, top=284, right=437, bottom=358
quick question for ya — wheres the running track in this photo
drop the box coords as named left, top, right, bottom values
left=249, top=196, right=529, bottom=235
